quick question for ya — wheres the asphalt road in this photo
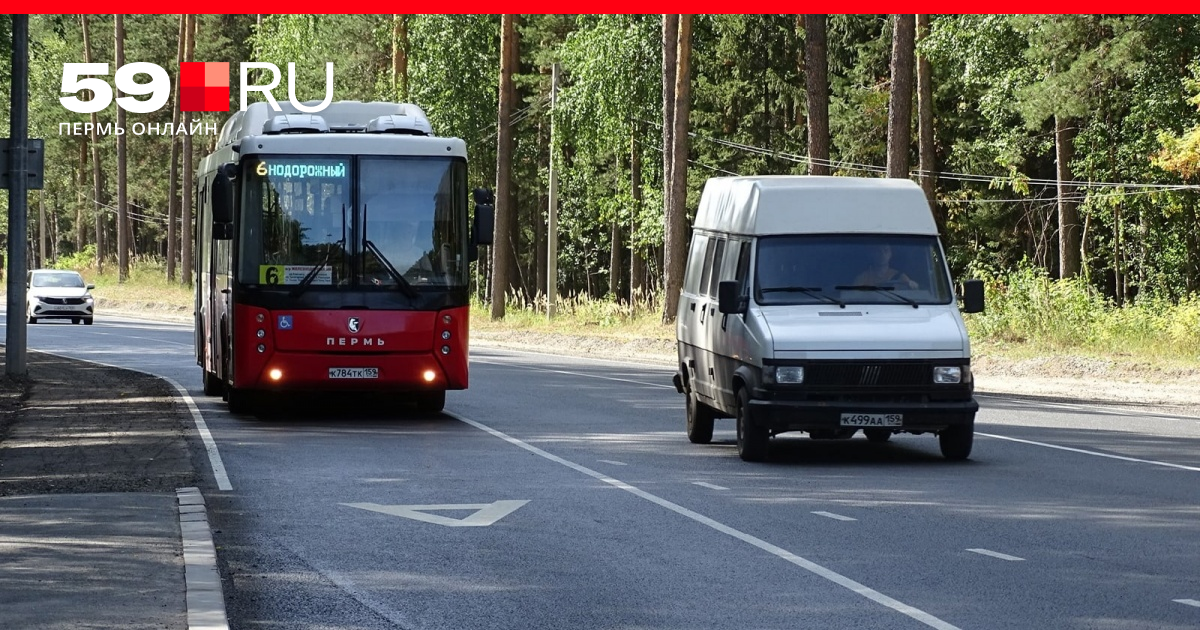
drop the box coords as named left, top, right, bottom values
left=6, top=309, right=1200, bottom=630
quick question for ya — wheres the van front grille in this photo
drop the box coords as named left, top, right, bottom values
left=803, top=363, right=932, bottom=388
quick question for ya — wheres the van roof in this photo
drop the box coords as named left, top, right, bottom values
left=693, top=176, right=937, bottom=236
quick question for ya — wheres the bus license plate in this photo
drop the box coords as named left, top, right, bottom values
left=329, top=367, right=379, bottom=379
left=840, top=413, right=902, bottom=427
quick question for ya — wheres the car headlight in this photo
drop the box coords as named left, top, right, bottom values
left=765, top=365, right=804, bottom=385
left=933, top=366, right=964, bottom=384
left=84, top=295, right=94, bottom=303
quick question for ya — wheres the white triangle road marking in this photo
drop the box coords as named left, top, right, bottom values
left=342, top=500, right=529, bottom=527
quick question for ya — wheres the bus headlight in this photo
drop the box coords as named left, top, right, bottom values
left=933, top=366, right=962, bottom=384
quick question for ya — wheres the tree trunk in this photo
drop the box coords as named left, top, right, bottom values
left=916, top=14, right=941, bottom=230
left=630, top=125, right=645, bottom=302
left=167, top=13, right=185, bottom=283
left=82, top=15, right=105, bottom=271
left=663, top=14, right=692, bottom=325
left=804, top=15, right=830, bottom=176
left=181, top=14, right=196, bottom=288
left=393, top=15, right=409, bottom=101
left=886, top=14, right=916, bottom=179
left=662, top=15, right=678, bottom=234
left=38, top=190, right=46, bottom=268
left=609, top=219, right=621, bottom=299
left=491, top=14, right=517, bottom=319
left=1055, top=114, right=1080, bottom=279
left=115, top=14, right=129, bottom=282
left=76, top=140, right=87, bottom=251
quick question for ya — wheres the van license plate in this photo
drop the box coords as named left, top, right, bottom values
left=840, top=413, right=902, bottom=427
left=329, top=367, right=379, bottom=379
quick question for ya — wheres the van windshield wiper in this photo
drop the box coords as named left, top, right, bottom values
left=835, top=285, right=919, bottom=309
left=760, top=286, right=845, bottom=308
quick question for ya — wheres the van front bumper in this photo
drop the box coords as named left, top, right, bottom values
left=747, top=398, right=978, bottom=433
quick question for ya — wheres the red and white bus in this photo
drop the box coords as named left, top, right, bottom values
left=194, top=101, right=493, bottom=413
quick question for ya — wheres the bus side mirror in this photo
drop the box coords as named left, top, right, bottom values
left=211, top=169, right=234, bottom=239
left=962, top=279, right=985, bottom=314
left=473, top=188, right=495, bottom=247
left=718, top=280, right=745, bottom=315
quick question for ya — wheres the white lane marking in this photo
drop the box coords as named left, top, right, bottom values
left=342, top=500, right=529, bottom=527
left=598, top=459, right=628, bottom=466
left=813, top=511, right=857, bottom=522
left=472, top=359, right=673, bottom=390
left=472, top=343, right=675, bottom=369
left=976, top=394, right=1200, bottom=421
left=165, top=376, right=233, bottom=491
left=447, top=411, right=960, bottom=630
left=693, top=481, right=728, bottom=491
left=26, top=349, right=233, bottom=491
left=1174, top=599, right=1200, bottom=608
left=967, top=548, right=1025, bottom=562
left=978, top=432, right=1200, bottom=473
left=176, top=487, right=229, bottom=630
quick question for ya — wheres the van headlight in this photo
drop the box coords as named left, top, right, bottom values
left=765, top=366, right=804, bottom=385
left=933, top=366, right=965, bottom=384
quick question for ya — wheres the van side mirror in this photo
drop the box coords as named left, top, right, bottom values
left=962, top=279, right=985, bottom=314
left=718, top=280, right=745, bottom=315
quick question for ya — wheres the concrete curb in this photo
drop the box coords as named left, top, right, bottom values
left=177, top=487, right=229, bottom=630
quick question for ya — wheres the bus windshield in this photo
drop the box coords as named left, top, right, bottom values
left=237, top=156, right=467, bottom=289
left=755, top=234, right=954, bottom=306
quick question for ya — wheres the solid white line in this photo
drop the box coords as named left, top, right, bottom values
left=693, top=481, right=729, bottom=491
left=813, top=511, right=857, bottom=522
left=473, top=359, right=674, bottom=390
left=976, top=394, right=1200, bottom=421
left=978, top=432, right=1200, bottom=473
left=1174, top=599, right=1200, bottom=608
left=598, top=459, right=628, bottom=466
left=164, top=376, right=233, bottom=491
left=25, top=349, right=233, bottom=491
left=447, top=411, right=960, bottom=630
left=966, top=548, right=1025, bottom=562
left=472, top=343, right=675, bottom=369
left=176, top=487, right=229, bottom=630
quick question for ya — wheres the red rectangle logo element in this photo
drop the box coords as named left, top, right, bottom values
left=180, top=62, right=229, bottom=112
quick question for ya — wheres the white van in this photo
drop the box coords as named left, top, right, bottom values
left=672, top=176, right=984, bottom=462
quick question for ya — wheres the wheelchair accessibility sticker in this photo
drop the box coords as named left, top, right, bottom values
left=277, top=315, right=294, bottom=330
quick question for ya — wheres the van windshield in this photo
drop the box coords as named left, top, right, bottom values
left=755, top=235, right=953, bottom=306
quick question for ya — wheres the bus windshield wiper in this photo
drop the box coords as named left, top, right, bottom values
left=835, top=285, right=919, bottom=309
left=760, top=286, right=844, bottom=308
left=290, top=202, right=347, bottom=298
left=364, top=239, right=419, bottom=299
left=289, top=238, right=343, bottom=298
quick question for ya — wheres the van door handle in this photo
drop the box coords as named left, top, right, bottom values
left=689, top=302, right=696, bottom=311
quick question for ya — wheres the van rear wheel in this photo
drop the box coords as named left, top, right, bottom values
left=735, top=388, right=769, bottom=462
left=686, top=392, right=715, bottom=444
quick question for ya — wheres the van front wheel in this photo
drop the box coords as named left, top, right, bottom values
left=736, top=388, right=769, bottom=462
left=939, top=422, right=974, bottom=461
left=686, top=392, right=715, bottom=444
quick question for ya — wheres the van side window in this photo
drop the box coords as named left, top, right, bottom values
left=706, top=238, right=726, bottom=297
left=697, top=237, right=718, bottom=297
left=732, top=241, right=751, bottom=293
left=684, top=233, right=709, bottom=295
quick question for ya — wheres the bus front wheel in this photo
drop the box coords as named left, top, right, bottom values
left=415, top=390, right=446, bottom=414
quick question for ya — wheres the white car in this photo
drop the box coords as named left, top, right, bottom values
left=27, top=269, right=95, bottom=325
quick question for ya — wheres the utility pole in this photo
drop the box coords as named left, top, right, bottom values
left=547, top=62, right=559, bottom=319
left=5, top=15, right=37, bottom=376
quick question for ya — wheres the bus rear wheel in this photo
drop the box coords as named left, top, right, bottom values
left=415, top=390, right=446, bottom=413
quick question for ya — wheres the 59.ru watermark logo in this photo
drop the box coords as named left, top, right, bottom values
left=59, top=61, right=334, bottom=115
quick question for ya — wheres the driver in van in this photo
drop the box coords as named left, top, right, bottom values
left=854, top=244, right=918, bottom=289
